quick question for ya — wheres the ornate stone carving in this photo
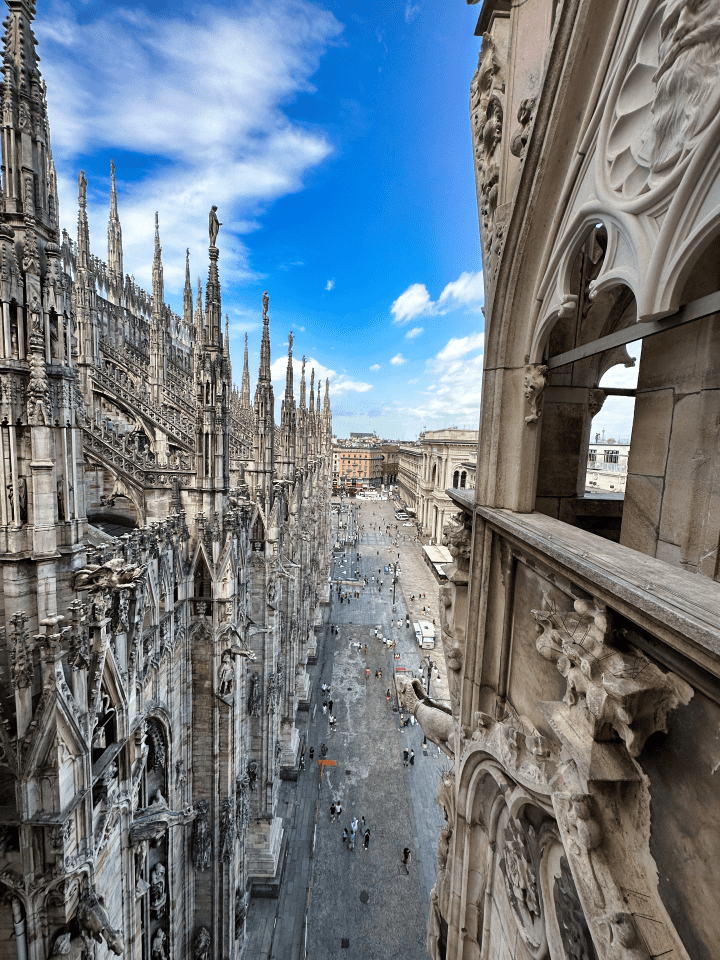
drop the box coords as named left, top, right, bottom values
left=218, top=649, right=234, bottom=698
left=248, top=673, right=261, bottom=716
left=442, top=512, right=472, bottom=575
left=499, top=817, right=543, bottom=954
left=149, top=862, right=166, bottom=918
left=523, top=364, right=548, bottom=424
left=146, top=719, right=166, bottom=772
left=151, top=927, right=167, bottom=960
left=532, top=596, right=693, bottom=756
left=10, top=613, right=33, bottom=689
left=192, top=800, right=211, bottom=871
left=236, top=771, right=250, bottom=835
left=267, top=673, right=277, bottom=713
left=235, top=889, right=249, bottom=934
left=601, top=912, right=651, bottom=960
left=397, top=677, right=454, bottom=758
left=247, top=759, right=259, bottom=791
left=588, top=388, right=606, bottom=419
left=439, top=584, right=463, bottom=715
left=471, top=32, right=505, bottom=274
left=72, top=558, right=147, bottom=593
left=510, top=97, right=536, bottom=159
left=76, top=888, right=123, bottom=955
left=220, top=797, right=235, bottom=863
left=606, top=0, right=720, bottom=196
left=209, top=205, right=221, bottom=246
left=553, top=856, right=598, bottom=960
left=194, top=926, right=211, bottom=960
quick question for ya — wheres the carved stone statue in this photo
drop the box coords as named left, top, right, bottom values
left=209, top=205, right=221, bottom=246
left=219, top=650, right=234, bottom=698
left=151, top=928, right=166, bottom=960
left=262, top=290, right=269, bottom=318
left=523, top=364, right=548, bottom=424
left=150, top=862, right=166, bottom=917
left=76, top=889, right=123, bottom=955
left=193, top=800, right=211, bottom=871
left=248, top=673, right=261, bottom=716
left=397, top=677, right=454, bottom=758
left=194, top=926, right=211, bottom=960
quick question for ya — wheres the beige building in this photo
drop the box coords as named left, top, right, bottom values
left=398, top=2, right=720, bottom=959
left=397, top=443, right=422, bottom=510
left=416, top=429, right=479, bottom=542
left=332, top=441, right=383, bottom=490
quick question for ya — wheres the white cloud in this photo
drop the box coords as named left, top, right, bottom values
left=39, top=0, right=343, bottom=295
left=390, top=271, right=484, bottom=325
left=435, top=332, right=485, bottom=364
left=269, top=355, right=372, bottom=403
left=408, top=378, right=418, bottom=384
left=405, top=326, right=423, bottom=339
left=405, top=2, right=421, bottom=23
left=325, top=278, right=335, bottom=291
left=369, top=363, right=381, bottom=371
left=438, top=271, right=485, bottom=307
left=391, top=283, right=432, bottom=325
left=390, top=353, right=406, bottom=365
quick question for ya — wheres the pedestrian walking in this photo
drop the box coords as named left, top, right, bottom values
left=403, top=747, right=409, bottom=767
left=320, top=743, right=327, bottom=757
left=386, top=688, right=391, bottom=702
left=364, top=643, right=368, bottom=655
left=330, top=802, right=336, bottom=821
left=364, top=829, right=370, bottom=851
left=351, top=816, right=358, bottom=834
left=309, top=747, right=314, bottom=760
left=328, top=699, right=333, bottom=712
left=335, top=803, right=342, bottom=821
left=342, top=828, right=348, bottom=844
left=374, top=627, right=378, bottom=638
left=409, top=749, right=415, bottom=766
left=366, top=667, right=370, bottom=679
left=361, top=816, right=366, bottom=833
left=323, top=701, right=327, bottom=715
left=402, top=848, right=412, bottom=873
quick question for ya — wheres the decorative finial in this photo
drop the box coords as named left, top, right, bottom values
left=262, top=291, right=269, bottom=319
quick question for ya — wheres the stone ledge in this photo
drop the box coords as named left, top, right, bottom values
left=461, top=501, right=720, bottom=679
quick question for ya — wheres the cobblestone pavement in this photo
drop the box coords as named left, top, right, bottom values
left=244, top=497, right=450, bottom=960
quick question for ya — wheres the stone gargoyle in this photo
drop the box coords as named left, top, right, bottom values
left=77, top=889, right=123, bottom=955
left=72, top=558, right=147, bottom=594
left=397, top=677, right=454, bottom=758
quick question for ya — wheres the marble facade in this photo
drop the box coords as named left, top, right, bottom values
left=415, top=2, right=720, bottom=958
left=0, top=3, right=331, bottom=960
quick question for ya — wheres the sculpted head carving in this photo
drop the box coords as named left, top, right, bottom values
left=638, top=0, right=720, bottom=175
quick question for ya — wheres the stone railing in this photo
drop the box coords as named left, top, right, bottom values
left=91, top=365, right=195, bottom=449
left=82, top=418, right=195, bottom=488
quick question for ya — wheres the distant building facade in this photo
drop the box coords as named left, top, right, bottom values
left=416, top=429, right=478, bottom=542
left=332, top=441, right=383, bottom=491
left=381, top=443, right=399, bottom=486
left=397, top=444, right=422, bottom=511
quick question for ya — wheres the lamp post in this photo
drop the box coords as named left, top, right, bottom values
left=391, top=561, right=397, bottom=613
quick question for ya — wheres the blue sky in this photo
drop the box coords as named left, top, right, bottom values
left=37, top=0, right=634, bottom=441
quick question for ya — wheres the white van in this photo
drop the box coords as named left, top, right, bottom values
left=418, top=620, right=435, bottom=649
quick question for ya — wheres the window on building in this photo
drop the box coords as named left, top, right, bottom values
left=453, top=470, right=459, bottom=488
left=588, top=450, right=596, bottom=463
left=461, top=471, right=467, bottom=488
left=604, top=449, right=619, bottom=463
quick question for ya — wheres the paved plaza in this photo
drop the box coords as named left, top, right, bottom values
left=245, top=497, right=451, bottom=959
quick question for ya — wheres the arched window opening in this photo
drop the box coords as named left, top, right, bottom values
left=461, top=471, right=467, bottom=488
left=453, top=470, right=459, bottom=488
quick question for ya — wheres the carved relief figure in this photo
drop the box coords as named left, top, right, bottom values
left=151, top=928, right=166, bottom=960
left=150, top=862, right=166, bottom=917
left=510, top=97, right=536, bottom=158
left=248, top=673, right=261, bottom=716
left=194, top=926, right=211, bottom=960
left=638, top=0, right=720, bottom=177
left=523, top=364, right=548, bottom=424
left=76, top=889, right=123, bottom=955
left=218, top=650, right=234, bottom=698
left=193, top=800, right=211, bottom=871
left=499, top=817, right=542, bottom=951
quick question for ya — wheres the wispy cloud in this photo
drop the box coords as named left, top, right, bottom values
left=39, top=0, right=343, bottom=297
left=390, top=270, right=484, bottom=325
left=405, top=326, right=423, bottom=339
left=390, top=353, right=406, bottom=365
left=405, top=2, right=421, bottom=23
left=369, top=363, right=381, bottom=371
left=270, top=355, right=372, bottom=401
left=325, top=278, right=335, bottom=291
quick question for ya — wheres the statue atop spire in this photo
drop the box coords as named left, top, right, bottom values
left=285, top=332, right=294, bottom=397
left=152, top=211, right=164, bottom=306
left=209, top=205, right=221, bottom=247
left=258, top=291, right=271, bottom=382
left=240, top=333, right=251, bottom=407
left=183, top=249, right=193, bottom=327
left=300, top=356, right=306, bottom=410
left=108, top=159, right=123, bottom=286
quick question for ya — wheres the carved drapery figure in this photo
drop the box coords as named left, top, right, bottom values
left=236, top=771, right=250, bottom=835
left=150, top=862, right=166, bottom=917
left=194, top=926, right=211, bottom=960
left=248, top=673, right=261, bottom=716
left=208, top=206, right=221, bottom=246
left=510, top=97, right=536, bottom=158
left=220, top=797, right=235, bottom=863
left=76, top=888, right=123, bottom=955
left=247, top=759, right=259, bottom=792
left=218, top=649, right=234, bottom=698
left=267, top=673, right=277, bottom=713
left=192, top=800, right=211, bottom=871
left=471, top=32, right=505, bottom=274
left=499, top=817, right=542, bottom=952
left=235, top=890, right=249, bottom=933
left=151, top=928, right=166, bottom=960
